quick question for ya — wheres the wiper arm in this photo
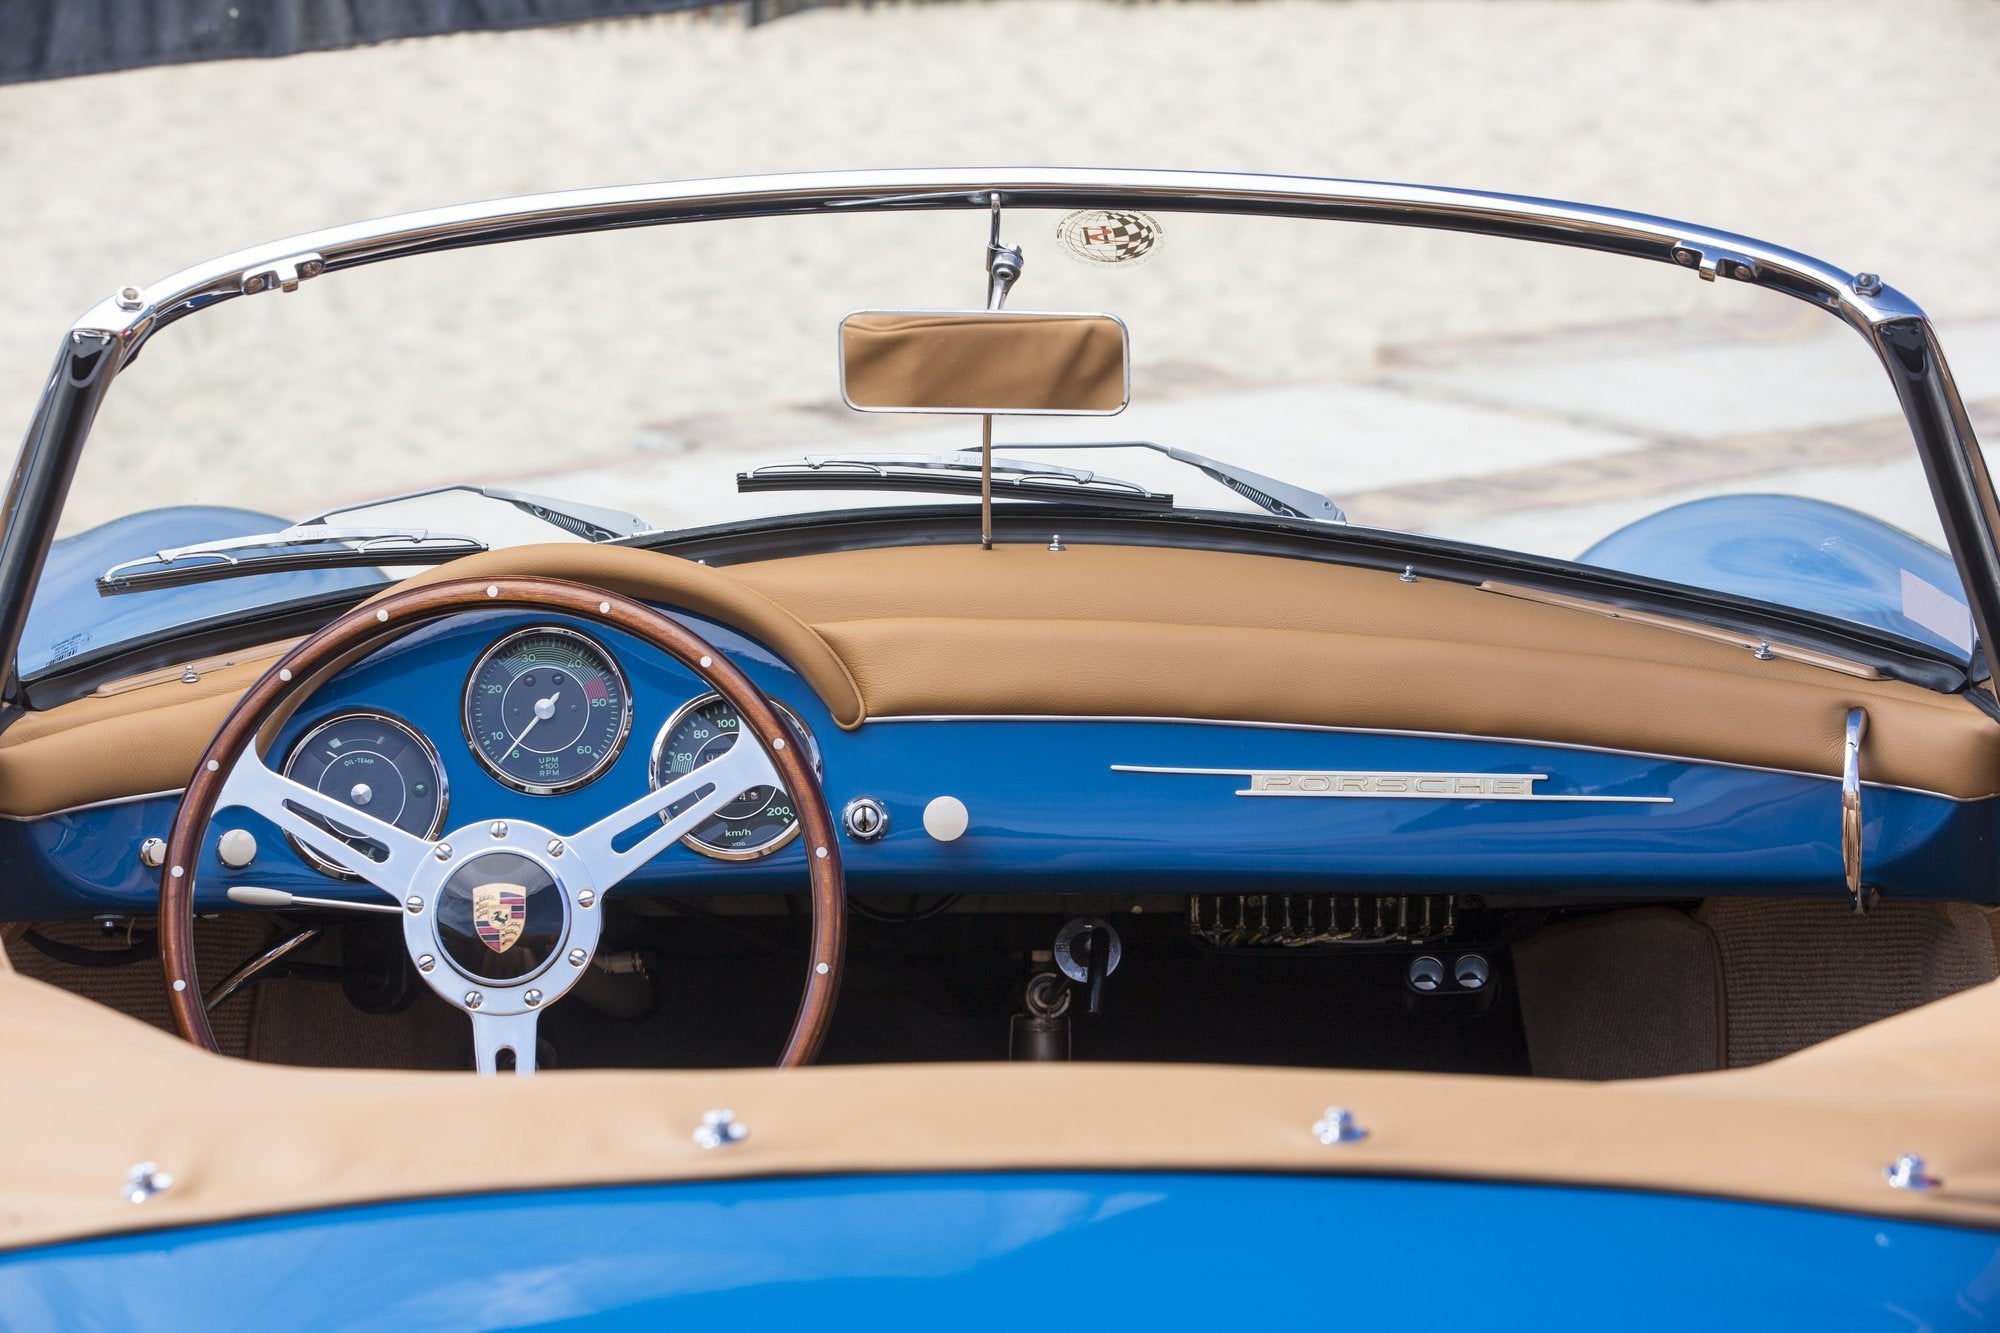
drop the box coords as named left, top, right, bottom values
left=1000, top=442, right=1345, bottom=523
left=737, top=452, right=1174, bottom=513
left=97, top=525, right=485, bottom=595
left=308, top=484, right=655, bottom=543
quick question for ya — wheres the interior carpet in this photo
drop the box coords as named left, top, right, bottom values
left=1513, top=906, right=1723, bottom=1080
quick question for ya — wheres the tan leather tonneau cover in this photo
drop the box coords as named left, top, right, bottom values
left=2, top=968, right=1998, bottom=1252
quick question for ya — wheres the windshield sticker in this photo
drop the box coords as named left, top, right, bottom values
left=1900, top=568, right=1975, bottom=653
left=1056, top=210, right=1164, bottom=267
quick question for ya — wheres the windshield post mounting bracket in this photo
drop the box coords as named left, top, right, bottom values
left=240, top=252, right=325, bottom=296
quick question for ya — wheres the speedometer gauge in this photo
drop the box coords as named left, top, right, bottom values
left=463, top=626, right=632, bottom=794
left=651, top=693, right=819, bottom=860
left=281, top=711, right=447, bottom=877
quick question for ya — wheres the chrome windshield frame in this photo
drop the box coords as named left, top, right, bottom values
left=3, top=169, right=1993, bottom=703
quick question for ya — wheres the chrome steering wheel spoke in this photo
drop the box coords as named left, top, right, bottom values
left=469, top=1009, right=543, bottom=1075
left=216, top=748, right=434, bottom=894
left=564, top=737, right=782, bottom=890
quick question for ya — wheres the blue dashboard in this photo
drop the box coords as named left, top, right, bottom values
left=3, top=601, right=1996, bottom=919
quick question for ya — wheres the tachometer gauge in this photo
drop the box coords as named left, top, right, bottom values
left=280, top=711, right=448, bottom=877
left=463, top=626, right=632, bottom=794
left=651, top=692, right=819, bottom=860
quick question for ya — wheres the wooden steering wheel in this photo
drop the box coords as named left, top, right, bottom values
left=158, top=576, right=846, bottom=1073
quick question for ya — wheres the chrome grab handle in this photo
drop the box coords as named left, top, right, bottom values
left=1843, top=707, right=1870, bottom=913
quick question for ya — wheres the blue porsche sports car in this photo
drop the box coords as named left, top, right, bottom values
left=1, top=170, right=1997, bottom=1326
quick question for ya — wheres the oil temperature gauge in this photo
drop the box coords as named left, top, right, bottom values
left=280, top=710, right=448, bottom=877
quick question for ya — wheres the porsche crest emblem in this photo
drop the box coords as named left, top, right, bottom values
left=473, top=883, right=528, bottom=953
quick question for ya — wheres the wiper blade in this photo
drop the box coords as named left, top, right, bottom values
left=97, top=525, right=485, bottom=594
left=737, top=453, right=1175, bottom=513
left=999, top=442, right=1345, bottom=523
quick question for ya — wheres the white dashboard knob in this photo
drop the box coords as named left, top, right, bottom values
left=217, top=828, right=258, bottom=869
left=922, top=796, right=969, bottom=842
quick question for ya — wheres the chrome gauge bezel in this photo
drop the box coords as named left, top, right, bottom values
left=279, top=709, right=450, bottom=879
left=462, top=625, right=634, bottom=796
left=650, top=691, right=821, bottom=862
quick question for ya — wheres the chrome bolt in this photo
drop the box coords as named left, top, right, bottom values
left=1673, top=248, right=1698, bottom=267
left=1398, top=565, right=1417, bottom=583
left=1312, top=1107, right=1368, bottom=1146
left=1753, top=640, right=1774, bottom=661
left=417, top=954, right=436, bottom=972
left=464, top=991, right=483, bottom=1010
left=299, top=259, right=323, bottom=277
left=1853, top=272, right=1884, bottom=298
left=569, top=948, right=587, bottom=966
left=524, top=989, right=543, bottom=1008
left=1885, top=1153, right=1940, bottom=1191
left=1048, top=534, right=1066, bottom=552
left=1407, top=955, right=1445, bottom=992
left=138, top=837, right=167, bottom=869
left=694, top=1108, right=748, bottom=1150
left=115, top=285, right=144, bottom=309
left=577, top=889, right=595, bottom=909
left=123, top=1161, right=174, bottom=1203
left=405, top=894, right=424, bottom=914
left=547, top=839, right=565, bottom=857
left=434, top=843, right=453, bottom=862
left=243, top=275, right=266, bottom=294
left=490, top=821, right=508, bottom=838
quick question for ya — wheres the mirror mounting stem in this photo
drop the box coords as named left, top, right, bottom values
left=982, top=193, right=1025, bottom=549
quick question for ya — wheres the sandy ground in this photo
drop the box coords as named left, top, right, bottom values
left=1, top=0, right=1996, bottom=565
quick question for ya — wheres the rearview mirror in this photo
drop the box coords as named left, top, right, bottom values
left=840, top=310, right=1129, bottom=415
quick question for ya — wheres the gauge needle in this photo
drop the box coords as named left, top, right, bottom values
left=501, top=690, right=561, bottom=761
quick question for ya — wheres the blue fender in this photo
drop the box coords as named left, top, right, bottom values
left=1581, top=494, right=1973, bottom=658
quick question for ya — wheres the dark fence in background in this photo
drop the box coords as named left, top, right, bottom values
left=0, top=0, right=892, bottom=85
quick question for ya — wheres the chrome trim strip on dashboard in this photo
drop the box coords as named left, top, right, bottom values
left=1110, top=764, right=1672, bottom=804
left=864, top=713, right=1985, bottom=803
left=0, top=788, right=186, bottom=822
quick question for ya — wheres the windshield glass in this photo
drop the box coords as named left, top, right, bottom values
left=33, top=205, right=1980, bottom=676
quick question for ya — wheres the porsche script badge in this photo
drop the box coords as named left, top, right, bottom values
left=473, top=883, right=528, bottom=953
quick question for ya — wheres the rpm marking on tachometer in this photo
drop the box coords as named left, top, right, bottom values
left=464, top=626, right=631, bottom=794
left=1055, top=209, right=1165, bottom=267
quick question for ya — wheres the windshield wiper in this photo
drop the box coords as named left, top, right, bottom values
left=737, top=453, right=1175, bottom=512
left=97, top=525, right=486, bottom=594
left=312, top=484, right=655, bottom=543
left=999, top=442, right=1345, bottom=523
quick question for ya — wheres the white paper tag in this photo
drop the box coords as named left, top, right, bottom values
left=1900, top=568, right=1974, bottom=653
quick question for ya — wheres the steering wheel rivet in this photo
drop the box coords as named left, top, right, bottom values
left=815, top=846, right=827, bottom=859
left=569, top=948, right=587, bottom=966
left=773, top=737, right=786, bottom=751
left=817, top=961, right=830, bottom=975
left=699, top=655, right=712, bottom=669
left=486, top=585, right=499, bottom=598
left=205, top=759, right=219, bottom=772
left=170, top=865, right=184, bottom=878
left=171, top=978, right=186, bottom=992
left=375, top=609, right=388, bottom=622
left=490, top=821, right=508, bottom=838
left=434, top=843, right=453, bottom=862
left=278, top=668, right=292, bottom=682
left=598, top=601, right=610, bottom=614
left=577, top=889, right=595, bottom=909
left=547, top=839, right=565, bottom=857
left=417, top=953, right=435, bottom=972
left=524, top=989, right=543, bottom=1008
left=406, top=894, right=424, bottom=914
left=464, top=991, right=483, bottom=1010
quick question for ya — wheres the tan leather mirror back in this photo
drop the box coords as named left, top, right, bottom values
left=840, top=310, right=1129, bottom=415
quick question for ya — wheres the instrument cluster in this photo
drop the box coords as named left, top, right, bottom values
left=278, top=622, right=817, bottom=874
